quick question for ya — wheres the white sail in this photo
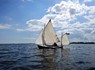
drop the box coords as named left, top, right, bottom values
left=43, top=19, right=59, bottom=45
left=62, top=33, right=69, bottom=45
left=35, top=19, right=59, bottom=46
left=35, top=30, right=43, bottom=45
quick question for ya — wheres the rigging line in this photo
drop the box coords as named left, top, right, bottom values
left=43, top=24, right=46, bottom=45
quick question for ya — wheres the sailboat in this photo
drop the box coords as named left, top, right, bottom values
left=61, top=33, right=70, bottom=47
left=35, top=19, right=70, bottom=49
left=35, top=19, right=60, bottom=49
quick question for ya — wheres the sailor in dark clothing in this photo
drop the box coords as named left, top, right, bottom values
left=53, top=42, right=57, bottom=46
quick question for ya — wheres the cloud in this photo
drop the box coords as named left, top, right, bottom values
left=21, top=0, right=33, bottom=2
left=16, top=28, right=26, bottom=32
left=0, top=24, right=11, bottom=29
left=20, top=0, right=95, bottom=31
left=84, top=0, right=92, bottom=2
left=57, top=27, right=95, bottom=42
left=4, top=16, right=13, bottom=21
left=18, top=0, right=95, bottom=41
left=16, top=19, right=45, bottom=32
left=47, top=1, right=88, bottom=15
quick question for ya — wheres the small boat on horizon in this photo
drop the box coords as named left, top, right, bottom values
left=35, top=19, right=70, bottom=49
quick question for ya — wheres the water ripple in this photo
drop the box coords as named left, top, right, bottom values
left=0, top=44, right=95, bottom=70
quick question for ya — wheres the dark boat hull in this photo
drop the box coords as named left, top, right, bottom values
left=37, top=45, right=61, bottom=49
left=38, top=45, right=50, bottom=49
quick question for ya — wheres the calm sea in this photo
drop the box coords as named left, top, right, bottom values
left=0, top=43, right=95, bottom=70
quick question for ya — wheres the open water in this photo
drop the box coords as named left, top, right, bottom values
left=0, top=43, right=95, bottom=70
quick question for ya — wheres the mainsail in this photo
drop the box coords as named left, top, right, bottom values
left=61, top=33, right=70, bottom=46
left=43, top=19, right=59, bottom=45
left=35, top=19, right=59, bottom=46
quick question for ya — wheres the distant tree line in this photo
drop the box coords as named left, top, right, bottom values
left=70, top=42, right=95, bottom=44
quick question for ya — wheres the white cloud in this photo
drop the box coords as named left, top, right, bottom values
left=47, top=1, right=89, bottom=16
left=16, top=28, right=26, bottom=32
left=61, top=27, right=95, bottom=42
left=21, top=0, right=95, bottom=31
left=0, top=24, right=11, bottom=29
left=21, top=0, right=33, bottom=2
left=88, top=6, right=95, bottom=14
left=26, top=19, right=44, bottom=31
left=16, top=19, right=45, bottom=32
left=18, top=0, right=95, bottom=41
left=4, top=16, right=13, bottom=21
left=84, top=0, right=92, bottom=2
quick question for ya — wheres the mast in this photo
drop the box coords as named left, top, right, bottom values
left=42, top=24, right=46, bottom=46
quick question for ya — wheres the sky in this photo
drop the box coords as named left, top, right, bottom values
left=0, top=0, right=95, bottom=43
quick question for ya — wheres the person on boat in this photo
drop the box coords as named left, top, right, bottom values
left=53, top=42, right=57, bottom=46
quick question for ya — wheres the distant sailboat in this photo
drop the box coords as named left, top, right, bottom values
left=61, top=33, right=70, bottom=47
left=35, top=19, right=59, bottom=49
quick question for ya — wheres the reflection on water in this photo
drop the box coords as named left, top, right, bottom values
left=0, top=44, right=95, bottom=70
left=34, top=48, right=70, bottom=70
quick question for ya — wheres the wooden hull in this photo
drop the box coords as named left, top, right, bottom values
left=37, top=45, right=62, bottom=49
